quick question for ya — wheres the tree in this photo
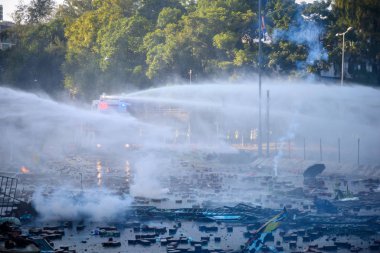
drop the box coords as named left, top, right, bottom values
left=0, top=19, right=66, bottom=95
left=55, top=0, right=94, bottom=25
left=3, top=0, right=379, bottom=99
left=144, top=0, right=254, bottom=81
left=331, top=0, right=380, bottom=84
left=137, top=0, right=183, bottom=21
left=144, top=23, right=182, bottom=80
left=64, top=0, right=155, bottom=99
left=156, top=7, right=183, bottom=29
left=265, top=0, right=306, bottom=75
left=13, top=0, right=56, bottom=24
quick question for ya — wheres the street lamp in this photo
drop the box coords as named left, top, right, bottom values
left=336, top=27, right=353, bottom=86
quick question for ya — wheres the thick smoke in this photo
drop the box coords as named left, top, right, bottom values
left=32, top=188, right=132, bottom=222
left=129, top=153, right=170, bottom=198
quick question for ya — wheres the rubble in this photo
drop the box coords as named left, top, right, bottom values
left=1, top=153, right=379, bottom=253
left=303, top=164, right=325, bottom=178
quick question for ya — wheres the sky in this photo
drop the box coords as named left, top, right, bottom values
left=0, top=0, right=319, bottom=22
left=0, top=0, right=64, bottom=21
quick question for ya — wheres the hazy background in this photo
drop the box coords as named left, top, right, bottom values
left=1, top=79, right=379, bottom=220
left=1, top=80, right=379, bottom=172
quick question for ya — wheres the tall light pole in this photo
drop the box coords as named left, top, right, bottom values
left=258, top=0, right=263, bottom=157
left=336, top=27, right=353, bottom=86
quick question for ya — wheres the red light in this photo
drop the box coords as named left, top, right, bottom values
left=99, top=101, right=108, bottom=110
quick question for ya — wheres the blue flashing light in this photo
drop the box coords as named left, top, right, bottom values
left=119, top=101, right=130, bottom=107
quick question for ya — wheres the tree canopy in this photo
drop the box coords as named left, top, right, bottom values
left=0, top=0, right=379, bottom=100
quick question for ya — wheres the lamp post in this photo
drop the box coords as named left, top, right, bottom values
left=336, top=27, right=353, bottom=86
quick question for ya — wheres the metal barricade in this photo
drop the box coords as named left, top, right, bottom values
left=0, top=175, right=18, bottom=217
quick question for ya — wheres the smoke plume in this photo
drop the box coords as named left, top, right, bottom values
left=32, top=188, right=132, bottom=222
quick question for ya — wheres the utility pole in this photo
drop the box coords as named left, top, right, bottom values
left=258, top=0, right=263, bottom=157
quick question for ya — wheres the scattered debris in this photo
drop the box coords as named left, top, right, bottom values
left=303, top=164, right=325, bottom=178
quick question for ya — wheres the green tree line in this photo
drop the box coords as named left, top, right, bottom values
left=0, top=0, right=379, bottom=100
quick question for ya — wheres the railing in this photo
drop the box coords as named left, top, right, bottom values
left=0, top=175, right=18, bottom=217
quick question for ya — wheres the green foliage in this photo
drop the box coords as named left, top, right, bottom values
left=144, top=23, right=181, bottom=80
left=213, top=32, right=237, bottom=51
left=331, top=0, right=380, bottom=84
left=2, top=0, right=380, bottom=100
left=13, top=0, right=56, bottom=24
left=157, top=7, right=183, bottom=29
left=0, top=18, right=66, bottom=95
left=268, top=42, right=307, bottom=73
left=233, top=49, right=251, bottom=66
left=55, top=0, right=94, bottom=25
left=63, top=0, right=153, bottom=97
left=137, top=0, right=183, bottom=21
left=267, top=0, right=298, bottom=30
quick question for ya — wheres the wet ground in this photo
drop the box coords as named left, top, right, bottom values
left=19, top=218, right=380, bottom=253
left=1, top=150, right=380, bottom=252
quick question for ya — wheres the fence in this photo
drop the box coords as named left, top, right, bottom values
left=227, top=134, right=367, bottom=165
left=0, top=175, right=18, bottom=217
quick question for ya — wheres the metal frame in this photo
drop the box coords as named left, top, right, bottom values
left=0, top=175, right=18, bottom=217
